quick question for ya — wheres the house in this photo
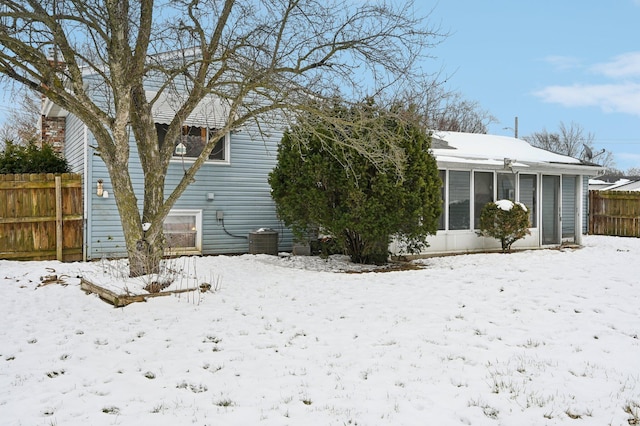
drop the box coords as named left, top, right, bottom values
left=42, top=89, right=293, bottom=261
left=391, top=131, right=604, bottom=256
left=42, top=80, right=603, bottom=261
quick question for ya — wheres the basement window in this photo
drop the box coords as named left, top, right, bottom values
left=163, top=210, right=202, bottom=253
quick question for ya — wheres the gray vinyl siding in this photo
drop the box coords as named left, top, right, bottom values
left=86, top=121, right=291, bottom=260
left=63, top=114, right=86, bottom=173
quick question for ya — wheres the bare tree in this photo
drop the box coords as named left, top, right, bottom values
left=522, top=121, right=615, bottom=169
left=398, top=81, right=496, bottom=133
left=0, top=0, right=443, bottom=275
left=0, top=90, right=40, bottom=146
left=427, top=91, right=496, bottom=133
left=626, top=167, right=640, bottom=176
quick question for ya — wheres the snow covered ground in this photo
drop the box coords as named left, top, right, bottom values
left=1, top=235, right=639, bottom=426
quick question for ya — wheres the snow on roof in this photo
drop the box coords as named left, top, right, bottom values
left=430, top=131, right=586, bottom=166
left=594, top=179, right=640, bottom=191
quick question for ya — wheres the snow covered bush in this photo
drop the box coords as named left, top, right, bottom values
left=478, top=200, right=530, bottom=252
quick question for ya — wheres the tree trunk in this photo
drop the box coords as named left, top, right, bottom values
left=344, top=230, right=389, bottom=265
left=100, top=121, right=168, bottom=277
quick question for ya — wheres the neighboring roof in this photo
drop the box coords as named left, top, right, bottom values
left=618, top=181, right=640, bottom=191
left=147, top=91, right=231, bottom=128
left=590, top=174, right=640, bottom=184
left=589, top=177, right=640, bottom=191
left=431, top=131, right=603, bottom=173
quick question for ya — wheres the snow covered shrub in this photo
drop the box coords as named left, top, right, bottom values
left=478, top=200, right=530, bottom=252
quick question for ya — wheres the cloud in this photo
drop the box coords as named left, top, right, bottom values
left=534, top=51, right=640, bottom=117
left=534, top=83, right=640, bottom=116
left=590, top=52, right=640, bottom=78
left=617, top=152, right=640, bottom=163
left=543, top=55, right=582, bottom=71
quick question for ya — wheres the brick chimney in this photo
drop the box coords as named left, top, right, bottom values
left=41, top=115, right=66, bottom=154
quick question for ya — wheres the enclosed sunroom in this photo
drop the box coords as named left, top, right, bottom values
left=391, top=131, right=603, bottom=256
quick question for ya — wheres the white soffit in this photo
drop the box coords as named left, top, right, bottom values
left=148, top=91, right=230, bottom=128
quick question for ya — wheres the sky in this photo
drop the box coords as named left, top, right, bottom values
left=1, top=235, right=639, bottom=424
left=1, top=1, right=639, bottom=171
left=424, top=0, right=640, bottom=172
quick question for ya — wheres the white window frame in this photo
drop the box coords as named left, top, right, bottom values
left=173, top=128, right=230, bottom=165
left=157, top=123, right=231, bottom=165
left=163, top=209, right=203, bottom=254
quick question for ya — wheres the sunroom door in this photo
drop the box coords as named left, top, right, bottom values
left=562, top=175, right=578, bottom=243
left=541, top=175, right=560, bottom=245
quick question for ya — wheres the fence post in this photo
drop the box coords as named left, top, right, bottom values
left=56, top=175, right=63, bottom=261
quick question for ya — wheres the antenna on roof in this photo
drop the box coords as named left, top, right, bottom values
left=582, top=144, right=606, bottom=163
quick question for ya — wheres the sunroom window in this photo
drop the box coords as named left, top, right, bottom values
left=448, top=171, right=470, bottom=230
left=163, top=210, right=202, bottom=253
left=474, top=171, right=494, bottom=229
left=438, top=170, right=446, bottom=230
left=497, top=173, right=516, bottom=201
left=519, top=174, right=537, bottom=227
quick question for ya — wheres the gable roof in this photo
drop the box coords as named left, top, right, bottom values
left=430, top=131, right=603, bottom=174
left=147, top=91, right=231, bottom=128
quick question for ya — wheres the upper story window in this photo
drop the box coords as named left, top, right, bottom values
left=156, top=123, right=228, bottom=162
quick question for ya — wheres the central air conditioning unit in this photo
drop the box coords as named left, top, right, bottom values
left=248, top=228, right=278, bottom=255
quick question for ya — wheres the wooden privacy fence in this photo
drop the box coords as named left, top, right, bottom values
left=589, top=190, right=640, bottom=238
left=0, top=173, right=83, bottom=261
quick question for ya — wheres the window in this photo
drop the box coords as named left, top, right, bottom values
left=438, top=170, right=446, bottom=230
left=474, top=171, right=494, bottom=229
left=163, top=210, right=202, bottom=253
left=519, top=174, right=537, bottom=227
left=448, top=171, right=470, bottom=230
left=497, top=173, right=516, bottom=201
left=156, top=123, right=228, bottom=162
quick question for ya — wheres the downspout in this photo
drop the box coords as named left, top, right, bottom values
left=83, top=123, right=89, bottom=262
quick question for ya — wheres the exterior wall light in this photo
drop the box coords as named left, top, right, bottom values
left=97, top=179, right=104, bottom=196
